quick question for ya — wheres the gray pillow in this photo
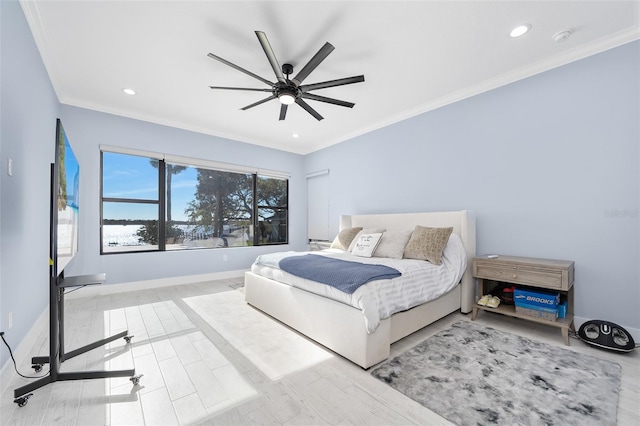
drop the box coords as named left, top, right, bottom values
left=373, top=230, right=414, bottom=259
left=329, top=227, right=362, bottom=251
left=403, top=226, right=453, bottom=265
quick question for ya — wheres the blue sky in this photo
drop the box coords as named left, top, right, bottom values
left=102, top=152, right=197, bottom=222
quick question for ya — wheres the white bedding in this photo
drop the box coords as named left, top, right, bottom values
left=251, top=234, right=467, bottom=333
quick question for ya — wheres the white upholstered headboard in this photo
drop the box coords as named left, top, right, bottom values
left=339, top=210, right=477, bottom=313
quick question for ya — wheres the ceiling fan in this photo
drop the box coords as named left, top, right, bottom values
left=208, top=31, right=365, bottom=121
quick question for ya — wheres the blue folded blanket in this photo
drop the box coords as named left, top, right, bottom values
left=279, top=254, right=402, bottom=294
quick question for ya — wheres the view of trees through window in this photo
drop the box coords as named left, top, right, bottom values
left=101, top=151, right=288, bottom=254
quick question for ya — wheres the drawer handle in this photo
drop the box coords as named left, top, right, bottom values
left=512, top=274, right=517, bottom=279
left=513, top=266, right=517, bottom=269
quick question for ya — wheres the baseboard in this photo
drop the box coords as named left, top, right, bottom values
left=64, top=269, right=247, bottom=300
left=0, top=307, right=49, bottom=397
left=574, top=316, right=640, bottom=344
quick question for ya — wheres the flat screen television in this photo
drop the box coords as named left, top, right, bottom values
left=52, top=119, right=79, bottom=277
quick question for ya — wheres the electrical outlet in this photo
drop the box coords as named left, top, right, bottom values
left=223, top=255, right=228, bottom=262
left=7, top=158, right=13, bottom=176
left=8, top=312, right=13, bottom=330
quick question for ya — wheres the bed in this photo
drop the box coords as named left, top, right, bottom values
left=244, top=210, right=476, bottom=368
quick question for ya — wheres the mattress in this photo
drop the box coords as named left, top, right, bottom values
left=251, top=234, right=467, bottom=333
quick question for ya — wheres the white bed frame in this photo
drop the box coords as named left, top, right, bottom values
left=245, top=210, right=476, bottom=368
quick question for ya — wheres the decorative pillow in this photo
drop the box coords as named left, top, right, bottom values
left=403, top=226, right=454, bottom=265
left=348, top=228, right=386, bottom=252
left=373, top=230, right=414, bottom=259
left=351, top=233, right=383, bottom=258
left=330, top=227, right=363, bottom=251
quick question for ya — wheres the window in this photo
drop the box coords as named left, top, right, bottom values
left=100, top=148, right=288, bottom=254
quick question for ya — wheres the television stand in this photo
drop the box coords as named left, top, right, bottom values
left=13, top=273, right=140, bottom=407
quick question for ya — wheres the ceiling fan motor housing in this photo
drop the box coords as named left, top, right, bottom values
left=275, top=83, right=298, bottom=101
left=282, top=63, right=294, bottom=76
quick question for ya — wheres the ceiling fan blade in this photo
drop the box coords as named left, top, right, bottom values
left=255, top=31, right=286, bottom=84
left=209, top=86, right=273, bottom=92
left=300, top=75, right=365, bottom=92
left=301, top=93, right=355, bottom=108
left=207, top=53, right=274, bottom=87
left=241, top=95, right=277, bottom=111
left=279, top=104, right=288, bottom=121
left=295, top=98, right=323, bottom=121
left=292, top=42, right=335, bottom=86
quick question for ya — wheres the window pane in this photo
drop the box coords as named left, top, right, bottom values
left=102, top=152, right=159, bottom=200
left=102, top=202, right=159, bottom=252
left=256, top=176, right=287, bottom=245
left=257, top=176, right=287, bottom=207
left=164, top=164, right=193, bottom=250
left=170, top=164, right=253, bottom=250
left=257, top=208, right=287, bottom=244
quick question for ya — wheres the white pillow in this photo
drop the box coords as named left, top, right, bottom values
left=351, top=233, right=383, bottom=257
left=348, top=228, right=386, bottom=252
left=373, top=230, right=414, bottom=259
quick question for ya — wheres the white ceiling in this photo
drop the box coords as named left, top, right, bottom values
left=21, top=1, right=639, bottom=155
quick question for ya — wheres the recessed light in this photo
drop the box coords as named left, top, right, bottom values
left=292, top=133, right=299, bottom=138
left=510, top=24, right=531, bottom=38
left=123, top=88, right=136, bottom=95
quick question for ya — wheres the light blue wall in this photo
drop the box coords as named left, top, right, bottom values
left=305, top=41, right=640, bottom=331
left=1, top=0, right=60, bottom=367
left=59, top=106, right=307, bottom=284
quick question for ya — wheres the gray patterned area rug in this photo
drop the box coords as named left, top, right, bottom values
left=371, top=321, right=621, bottom=426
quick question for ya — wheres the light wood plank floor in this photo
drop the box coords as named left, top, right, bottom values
left=1, top=278, right=639, bottom=425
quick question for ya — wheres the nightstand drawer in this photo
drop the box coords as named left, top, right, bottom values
left=475, top=264, right=563, bottom=289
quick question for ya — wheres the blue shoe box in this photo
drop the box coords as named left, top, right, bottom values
left=514, top=288, right=560, bottom=309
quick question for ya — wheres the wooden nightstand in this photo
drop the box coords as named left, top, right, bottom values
left=471, top=255, right=575, bottom=345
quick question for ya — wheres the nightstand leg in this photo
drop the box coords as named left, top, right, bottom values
left=471, top=277, right=483, bottom=322
left=561, top=326, right=570, bottom=346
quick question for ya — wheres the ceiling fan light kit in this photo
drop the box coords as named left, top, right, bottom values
left=279, top=92, right=296, bottom=105
left=208, top=31, right=364, bottom=121
left=276, top=79, right=297, bottom=105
